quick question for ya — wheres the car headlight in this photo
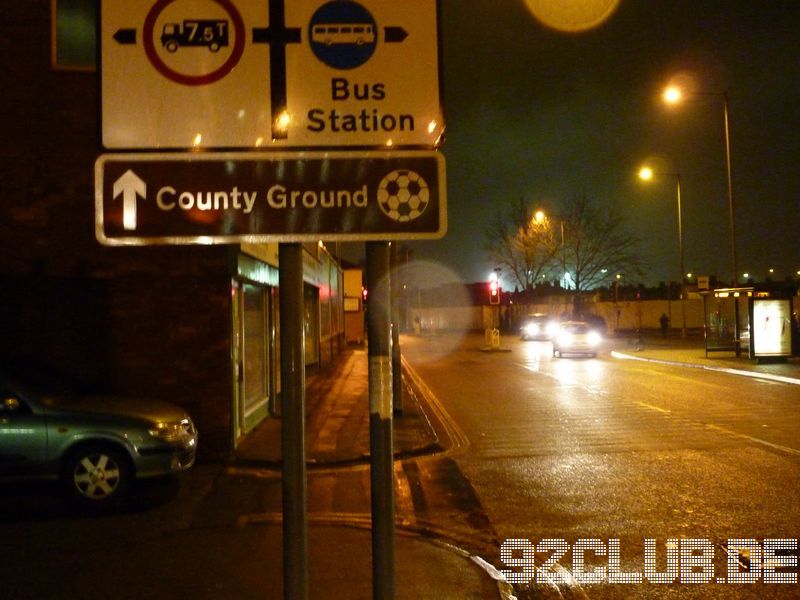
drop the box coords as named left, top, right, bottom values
left=546, top=322, right=559, bottom=336
left=587, top=331, right=602, bottom=346
left=149, top=419, right=193, bottom=442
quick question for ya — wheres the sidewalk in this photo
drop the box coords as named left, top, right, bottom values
left=214, top=335, right=799, bottom=600
left=233, top=346, right=443, bottom=467
left=610, top=333, right=800, bottom=385
left=220, top=346, right=508, bottom=599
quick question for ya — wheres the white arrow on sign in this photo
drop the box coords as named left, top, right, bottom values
left=112, top=169, right=147, bottom=230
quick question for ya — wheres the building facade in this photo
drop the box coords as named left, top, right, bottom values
left=0, top=2, right=345, bottom=457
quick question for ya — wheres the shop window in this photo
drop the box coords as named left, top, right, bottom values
left=242, top=283, right=269, bottom=429
left=304, top=284, right=320, bottom=366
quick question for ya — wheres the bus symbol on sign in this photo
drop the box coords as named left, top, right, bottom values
left=161, top=20, right=230, bottom=53
left=309, top=1, right=377, bottom=69
left=311, top=23, right=375, bottom=46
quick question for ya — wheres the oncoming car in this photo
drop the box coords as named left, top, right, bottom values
left=520, top=313, right=559, bottom=341
left=0, top=360, right=197, bottom=509
left=552, top=321, right=603, bottom=358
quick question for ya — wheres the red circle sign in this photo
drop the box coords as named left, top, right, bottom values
left=143, top=0, right=246, bottom=86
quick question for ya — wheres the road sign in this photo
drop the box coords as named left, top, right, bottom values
left=283, top=0, right=442, bottom=147
left=95, top=151, right=446, bottom=245
left=101, top=0, right=443, bottom=149
left=102, top=0, right=268, bottom=148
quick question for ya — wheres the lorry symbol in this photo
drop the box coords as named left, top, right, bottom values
left=161, top=20, right=229, bottom=53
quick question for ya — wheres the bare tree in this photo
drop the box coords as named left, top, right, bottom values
left=484, top=197, right=559, bottom=291
left=559, top=194, right=644, bottom=315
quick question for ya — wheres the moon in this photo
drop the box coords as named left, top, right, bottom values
left=523, top=0, right=621, bottom=32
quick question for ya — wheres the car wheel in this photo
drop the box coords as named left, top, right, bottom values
left=61, top=445, right=131, bottom=508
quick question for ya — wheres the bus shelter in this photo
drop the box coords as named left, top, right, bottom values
left=702, top=287, right=796, bottom=361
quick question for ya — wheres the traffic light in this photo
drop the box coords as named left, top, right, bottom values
left=489, top=280, right=500, bottom=305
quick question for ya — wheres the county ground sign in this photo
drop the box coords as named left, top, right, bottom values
left=95, top=151, right=446, bottom=245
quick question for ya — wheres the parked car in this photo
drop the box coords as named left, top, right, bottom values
left=520, top=313, right=559, bottom=341
left=0, top=359, right=197, bottom=508
left=552, top=321, right=602, bottom=358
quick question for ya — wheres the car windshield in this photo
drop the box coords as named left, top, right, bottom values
left=562, top=324, right=590, bottom=334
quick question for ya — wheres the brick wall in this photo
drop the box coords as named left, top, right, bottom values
left=0, top=3, right=238, bottom=458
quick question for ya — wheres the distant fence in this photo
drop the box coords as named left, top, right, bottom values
left=407, top=297, right=705, bottom=334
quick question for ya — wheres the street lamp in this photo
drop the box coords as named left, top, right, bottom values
left=532, top=209, right=567, bottom=290
left=663, top=84, right=737, bottom=285
left=638, top=165, right=687, bottom=337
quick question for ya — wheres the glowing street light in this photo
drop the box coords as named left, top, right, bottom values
left=638, top=165, right=687, bottom=337
left=662, top=85, right=682, bottom=105
left=662, top=82, right=737, bottom=285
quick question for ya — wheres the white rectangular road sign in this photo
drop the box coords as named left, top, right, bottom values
left=101, top=0, right=272, bottom=149
left=283, top=0, right=443, bottom=148
left=101, top=0, right=443, bottom=149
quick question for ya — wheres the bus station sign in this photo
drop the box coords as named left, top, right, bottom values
left=101, top=0, right=443, bottom=149
left=95, top=151, right=446, bottom=244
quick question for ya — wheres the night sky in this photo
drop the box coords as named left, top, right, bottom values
left=404, top=0, right=800, bottom=289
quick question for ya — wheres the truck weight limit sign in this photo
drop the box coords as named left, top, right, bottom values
left=101, top=0, right=443, bottom=149
left=95, top=151, right=447, bottom=244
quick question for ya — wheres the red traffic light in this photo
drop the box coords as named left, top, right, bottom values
left=489, top=281, right=500, bottom=304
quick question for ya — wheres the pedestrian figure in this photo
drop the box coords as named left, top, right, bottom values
left=659, top=313, right=669, bottom=339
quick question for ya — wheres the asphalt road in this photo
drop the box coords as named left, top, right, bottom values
left=400, top=332, right=800, bottom=599
left=2, top=332, right=798, bottom=599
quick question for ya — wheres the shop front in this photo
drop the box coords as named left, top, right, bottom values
left=230, top=244, right=344, bottom=447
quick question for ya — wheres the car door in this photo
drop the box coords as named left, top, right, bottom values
left=0, top=386, right=47, bottom=476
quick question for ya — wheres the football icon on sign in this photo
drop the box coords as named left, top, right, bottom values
left=377, top=170, right=430, bottom=222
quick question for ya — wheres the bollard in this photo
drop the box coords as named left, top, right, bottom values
left=491, top=328, right=501, bottom=348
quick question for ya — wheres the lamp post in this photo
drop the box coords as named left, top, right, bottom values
left=663, top=85, right=737, bottom=285
left=533, top=209, right=569, bottom=314
left=638, top=166, right=687, bottom=337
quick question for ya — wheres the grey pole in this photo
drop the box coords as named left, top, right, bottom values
left=390, top=242, right=402, bottom=416
left=723, top=92, right=737, bottom=286
left=279, top=242, right=308, bottom=600
left=676, top=174, right=687, bottom=337
left=366, top=241, right=395, bottom=599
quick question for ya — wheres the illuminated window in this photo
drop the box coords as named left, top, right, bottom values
left=52, top=0, right=97, bottom=70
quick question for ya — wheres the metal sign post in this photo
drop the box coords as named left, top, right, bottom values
left=390, top=242, right=403, bottom=415
left=98, top=2, right=445, bottom=596
left=366, top=241, right=395, bottom=599
left=278, top=242, right=308, bottom=600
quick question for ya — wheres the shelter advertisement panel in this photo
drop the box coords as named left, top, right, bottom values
left=752, top=298, right=792, bottom=357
